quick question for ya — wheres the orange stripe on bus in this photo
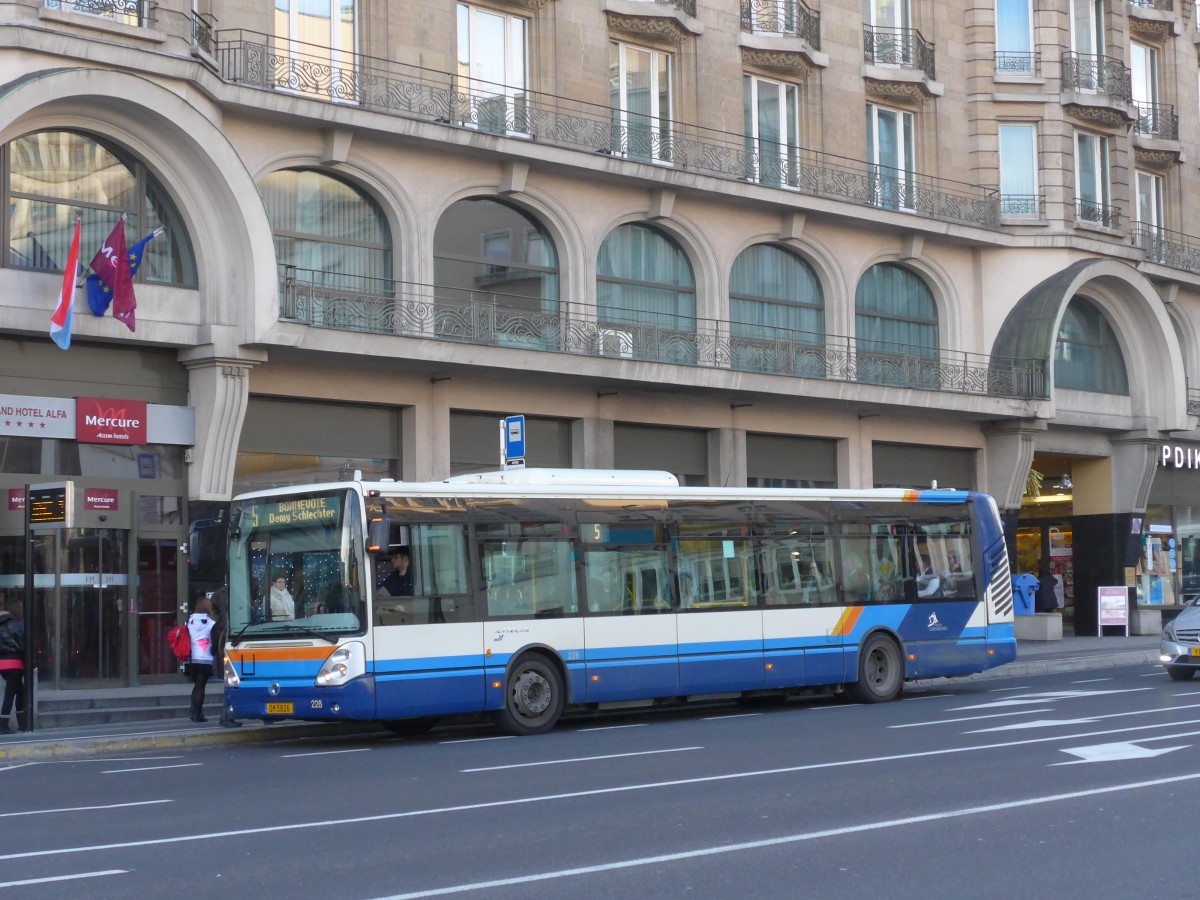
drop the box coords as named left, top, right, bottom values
left=833, top=606, right=862, bottom=636
left=226, top=647, right=332, bottom=662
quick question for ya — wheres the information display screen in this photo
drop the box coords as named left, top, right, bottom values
left=27, top=483, right=72, bottom=527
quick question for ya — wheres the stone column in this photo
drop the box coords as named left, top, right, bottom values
left=981, top=420, right=1045, bottom=511
left=180, top=352, right=265, bottom=501
left=572, top=417, right=615, bottom=469
left=707, top=427, right=746, bottom=488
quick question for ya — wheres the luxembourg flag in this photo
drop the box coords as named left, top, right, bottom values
left=49, top=219, right=81, bottom=351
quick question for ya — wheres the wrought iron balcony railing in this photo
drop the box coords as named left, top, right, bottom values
left=192, top=11, right=217, bottom=55
left=278, top=266, right=1047, bottom=400
left=994, top=51, right=1040, bottom=76
left=1080, top=200, right=1123, bottom=229
left=1133, top=101, right=1179, bottom=140
left=1129, top=0, right=1173, bottom=10
left=1076, top=199, right=1121, bottom=230
left=213, top=31, right=998, bottom=229
left=1000, top=194, right=1044, bottom=219
left=637, top=0, right=698, bottom=17
left=44, top=0, right=147, bottom=26
left=1188, top=381, right=1200, bottom=417
left=1060, top=52, right=1133, bottom=102
left=862, top=25, right=935, bottom=81
left=1133, top=222, right=1200, bottom=275
left=740, top=0, right=820, bottom=49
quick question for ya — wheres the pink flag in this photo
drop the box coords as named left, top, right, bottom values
left=89, top=218, right=136, bottom=332
left=49, top=219, right=81, bottom=350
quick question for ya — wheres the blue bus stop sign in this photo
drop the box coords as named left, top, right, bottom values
left=503, top=415, right=526, bottom=465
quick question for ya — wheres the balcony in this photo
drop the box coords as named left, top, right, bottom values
left=44, top=0, right=148, bottom=26
left=1075, top=200, right=1121, bottom=230
left=740, top=0, right=820, bottom=49
left=1133, top=101, right=1179, bottom=140
left=1129, top=0, right=1173, bottom=9
left=999, top=194, right=1044, bottom=220
left=862, top=25, right=935, bottom=81
left=994, top=51, right=1040, bottom=77
left=1060, top=52, right=1134, bottom=126
left=278, top=266, right=1047, bottom=400
left=213, top=30, right=997, bottom=229
left=1133, top=223, right=1200, bottom=275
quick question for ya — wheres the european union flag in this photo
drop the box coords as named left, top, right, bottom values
left=87, top=229, right=157, bottom=317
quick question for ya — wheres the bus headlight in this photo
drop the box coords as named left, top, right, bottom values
left=316, top=642, right=365, bottom=687
left=223, top=655, right=240, bottom=688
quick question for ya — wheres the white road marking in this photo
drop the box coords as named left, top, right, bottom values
left=1053, top=741, right=1190, bottom=765
left=370, top=772, right=1200, bottom=899
left=101, top=763, right=202, bottom=774
left=0, top=870, right=126, bottom=888
left=280, top=748, right=371, bottom=758
left=577, top=724, right=647, bottom=732
left=0, top=800, right=171, bottom=819
left=1070, top=678, right=1112, bottom=684
left=950, top=688, right=1153, bottom=710
left=964, top=701, right=1200, bottom=733
left=439, top=735, right=516, bottom=744
left=462, top=747, right=703, bottom=773
left=12, top=722, right=1200, bottom=863
left=888, top=709, right=1055, bottom=728
left=987, top=686, right=1032, bottom=692
left=703, top=713, right=762, bottom=721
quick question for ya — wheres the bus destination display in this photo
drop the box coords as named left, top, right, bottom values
left=249, top=496, right=340, bottom=529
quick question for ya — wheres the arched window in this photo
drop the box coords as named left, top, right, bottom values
left=729, top=243, right=824, bottom=376
left=434, top=198, right=559, bottom=350
left=262, top=169, right=390, bottom=285
left=1054, top=296, right=1129, bottom=394
left=597, top=223, right=695, bottom=363
left=5, top=130, right=196, bottom=287
left=855, top=263, right=937, bottom=387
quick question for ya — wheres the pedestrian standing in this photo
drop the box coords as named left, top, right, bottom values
left=186, top=594, right=217, bottom=723
left=0, top=598, right=26, bottom=733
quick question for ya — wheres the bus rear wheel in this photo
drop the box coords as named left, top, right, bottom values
left=847, top=633, right=903, bottom=703
left=496, top=655, right=564, bottom=736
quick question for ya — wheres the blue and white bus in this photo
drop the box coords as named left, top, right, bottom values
left=223, top=469, right=1016, bottom=735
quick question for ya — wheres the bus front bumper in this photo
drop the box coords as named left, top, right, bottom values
left=225, top=676, right=378, bottom=721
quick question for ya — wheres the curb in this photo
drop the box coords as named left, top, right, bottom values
left=912, top=650, right=1161, bottom=687
left=0, top=720, right=381, bottom=762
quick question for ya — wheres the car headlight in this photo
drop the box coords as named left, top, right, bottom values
left=223, top=655, right=240, bottom=688
left=315, top=642, right=366, bottom=687
left=1163, top=621, right=1177, bottom=642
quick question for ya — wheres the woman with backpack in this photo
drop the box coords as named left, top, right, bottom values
left=0, top=597, right=26, bottom=733
left=185, top=594, right=217, bottom=722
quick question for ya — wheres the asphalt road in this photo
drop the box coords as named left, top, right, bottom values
left=0, top=660, right=1193, bottom=899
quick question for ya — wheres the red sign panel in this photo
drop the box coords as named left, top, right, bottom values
left=76, top=397, right=147, bottom=445
left=7, top=489, right=25, bottom=511
left=84, top=488, right=119, bottom=511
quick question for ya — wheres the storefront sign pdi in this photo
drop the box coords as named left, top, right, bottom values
left=1161, top=445, right=1200, bottom=470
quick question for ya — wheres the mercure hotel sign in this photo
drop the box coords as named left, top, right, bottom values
left=0, top=393, right=194, bottom=446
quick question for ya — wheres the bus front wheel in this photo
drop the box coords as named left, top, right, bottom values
left=847, top=633, right=903, bottom=703
left=496, top=655, right=564, bottom=736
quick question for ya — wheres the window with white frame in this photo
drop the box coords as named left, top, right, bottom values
left=865, top=0, right=911, bottom=31
left=744, top=75, right=800, bottom=187
left=995, top=0, right=1034, bottom=74
left=1131, top=42, right=1161, bottom=136
left=274, top=0, right=358, bottom=100
left=1136, top=170, right=1164, bottom=257
left=866, top=103, right=915, bottom=210
left=999, top=123, right=1038, bottom=218
left=1070, top=0, right=1104, bottom=56
left=1075, top=131, right=1112, bottom=225
left=457, top=4, right=529, bottom=135
left=865, top=0, right=913, bottom=67
left=610, top=42, right=673, bottom=163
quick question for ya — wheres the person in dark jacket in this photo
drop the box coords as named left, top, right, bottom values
left=209, top=587, right=240, bottom=728
left=0, top=598, right=26, bottom=733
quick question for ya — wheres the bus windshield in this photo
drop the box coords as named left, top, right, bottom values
left=227, top=489, right=366, bottom=642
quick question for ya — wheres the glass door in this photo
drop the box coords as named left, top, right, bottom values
left=138, top=538, right=180, bottom=680
left=57, top=528, right=128, bottom=688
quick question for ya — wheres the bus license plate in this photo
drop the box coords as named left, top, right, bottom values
left=266, top=702, right=293, bottom=715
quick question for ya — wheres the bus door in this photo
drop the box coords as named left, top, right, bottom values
left=760, top=527, right=838, bottom=688
left=896, top=522, right=986, bottom=677
left=675, top=537, right=764, bottom=695
left=372, top=523, right=485, bottom=718
left=581, top=546, right=679, bottom=702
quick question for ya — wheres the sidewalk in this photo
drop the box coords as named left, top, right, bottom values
left=0, top=635, right=1165, bottom=762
